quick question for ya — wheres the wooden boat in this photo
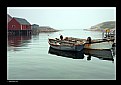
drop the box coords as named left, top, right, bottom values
left=84, top=39, right=114, bottom=50
left=63, top=37, right=114, bottom=50
left=48, top=47, right=84, bottom=59
left=48, top=38, right=85, bottom=51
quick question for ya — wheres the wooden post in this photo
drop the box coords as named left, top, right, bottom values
left=18, top=30, right=19, bottom=36
left=102, top=31, right=104, bottom=39
left=27, top=30, right=28, bottom=36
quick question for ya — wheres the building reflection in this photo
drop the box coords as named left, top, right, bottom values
left=7, top=35, right=32, bottom=51
left=8, top=35, right=32, bottom=47
left=48, top=47, right=115, bottom=62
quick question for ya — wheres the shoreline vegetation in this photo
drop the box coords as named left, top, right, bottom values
left=83, top=21, right=116, bottom=32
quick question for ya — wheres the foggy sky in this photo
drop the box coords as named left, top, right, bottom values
left=7, top=7, right=116, bottom=30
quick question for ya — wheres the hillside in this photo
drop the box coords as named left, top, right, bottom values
left=32, top=26, right=60, bottom=34
left=39, top=26, right=59, bottom=32
left=85, top=21, right=116, bottom=31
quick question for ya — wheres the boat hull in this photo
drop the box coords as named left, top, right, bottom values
left=84, top=41, right=113, bottom=50
left=50, top=44, right=84, bottom=51
left=48, top=38, right=84, bottom=51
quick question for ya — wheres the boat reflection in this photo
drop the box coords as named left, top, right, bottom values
left=84, top=49, right=114, bottom=61
left=48, top=47, right=114, bottom=61
left=48, top=47, right=84, bottom=59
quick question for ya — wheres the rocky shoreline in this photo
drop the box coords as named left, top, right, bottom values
left=39, top=27, right=60, bottom=32
left=83, top=21, right=115, bottom=32
left=32, top=26, right=60, bottom=34
left=83, top=29, right=103, bottom=31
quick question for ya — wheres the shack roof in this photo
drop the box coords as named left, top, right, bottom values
left=13, top=17, right=31, bottom=25
left=7, top=14, right=12, bottom=19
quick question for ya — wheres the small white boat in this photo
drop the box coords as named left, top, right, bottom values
left=48, top=38, right=85, bottom=51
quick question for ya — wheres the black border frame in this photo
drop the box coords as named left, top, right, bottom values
left=0, top=0, right=119, bottom=84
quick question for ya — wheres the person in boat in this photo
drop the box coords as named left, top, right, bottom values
left=60, top=35, right=63, bottom=40
left=86, top=37, right=91, bottom=44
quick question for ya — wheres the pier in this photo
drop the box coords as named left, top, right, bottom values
left=8, top=30, right=32, bottom=36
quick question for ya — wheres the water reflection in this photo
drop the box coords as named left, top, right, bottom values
left=7, top=35, right=32, bottom=51
left=48, top=47, right=115, bottom=62
left=48, top=47, right=84, bottom=59
left=84, top=49, right=114, bottom=61
left=8, top=35, right=32, bottom=47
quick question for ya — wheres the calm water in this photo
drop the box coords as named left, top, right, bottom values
left=7, top=29, right=116, bottom=80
